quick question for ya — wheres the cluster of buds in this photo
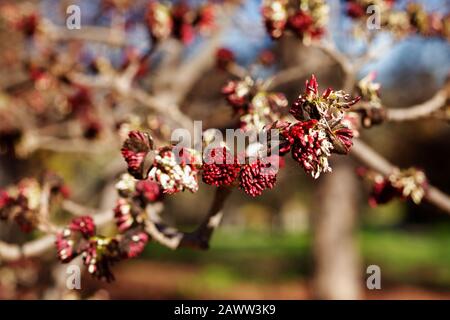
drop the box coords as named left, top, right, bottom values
left=351, top=73, right=386, bottom=128
left=266, top=75, right=360, bottom=178
left=0, top=4, right=41, bottom=38
left=222, top=77, right=289, bottom=131
left=201, top=147, right=280, bottom=197
left=101, top=0, right=134, bottom=11
left=238, top=158, right=278, bottom=197
left=121, top=130, right=201, bottom=194
left=403, top=3, right=450, bottom=39
left=215, top=48, right=276, bottom=72
left=55, top=215, right=149, bottom=282
left=0, top=176, right=68, bottom=232
left=55, top=216, right=119, bottom=282
left=262, top=0, right=329, bottom=44
left=67, top=85, right=103, bottom=140
left=61, top=172, right=161, bottom=282
left=345, top=0, right=394, bottom=20
left=358, top=167, right=428, bottom=207
left=145, top=1, right=215, bottom=44
left=216, top=48, right=236, bottom=71
left=149, top=147, right=201, bottom=194
left=115, top=173, right=162, bottom=230
left=121, top=130, right=280, bottom=197
left=202, top=147, right=241, bottom=187
left=346, top=1, right=450, bottom=40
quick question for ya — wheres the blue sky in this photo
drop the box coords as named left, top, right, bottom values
left=41, top=0, right=450, bottom=90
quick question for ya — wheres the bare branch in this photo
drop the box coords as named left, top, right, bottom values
left=145, top=187, right=232, bottom=250
left=43, top=21, right=127, bottom=47
left=386, top=90, right=448, bottom=122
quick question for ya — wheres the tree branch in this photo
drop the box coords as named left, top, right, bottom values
left=145, top=187, right=232, bottom=250
left=43, top=21, right=127, bottom=47
left=386, top=89, right=448, bottom=122
left=351, top=139, right=450, bottom=213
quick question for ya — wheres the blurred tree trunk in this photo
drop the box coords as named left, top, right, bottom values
left=311, top=159, right=362, bottom=299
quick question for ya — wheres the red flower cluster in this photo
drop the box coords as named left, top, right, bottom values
left=56, top=215, right=149, bottom=282
left=288, top=10, right=323, bottom=40
left=146, top=1, right=215, bottom=44
left=0, top=177, right=68, bottom=232
left=118, top=230, right=149, bottom=259
left=262, top=0, right=328, bottom=42
left=358, top=167, right=428, bottom=207
left=201, top=147, right=279, bottom=197
left=345, top=0, right=395, bottom=19
left=67, top=86, right=103, bottom=140
left=239, top=159, right=277, bottom=197
left=114, top=172, right=163, bottom=232
left=222, top=77, right=255, bottom=111
left=16, top=12, right=40, bottom=37
left=345, top=1, right=449, bottom=39
left=216, top=48, right=235, bottom=71
left=136, top=179, right=162, bottom=203
left=282, top=120, right=333, bottom=178
left=290, top=75, right=360, bottom=122
left=202, top=147, right=240, bottom=187
left=262, top=0, right=288, bottom=39
left=55, top=216, right=96, bottom=263
left=149, top=146, right=201, bottom=194
left=258, top=50, right=276, bottom=66
left=259, top=75, right=360, bottom=178
left=222, top=78, right=288, bottom=131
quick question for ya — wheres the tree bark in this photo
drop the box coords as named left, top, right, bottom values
left=311, top=158, right=362, bottom=299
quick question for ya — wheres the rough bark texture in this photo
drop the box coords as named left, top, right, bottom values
left=311, top=158, right=362, bottom=299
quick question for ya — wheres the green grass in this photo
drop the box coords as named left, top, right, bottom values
left=142, top=227, right=450, bottom=289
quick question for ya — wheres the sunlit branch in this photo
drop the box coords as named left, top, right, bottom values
left=351, top=139, right=450, bottom=214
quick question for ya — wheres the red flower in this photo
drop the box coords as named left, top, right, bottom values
left=262, top=0, right=288, bottom=39
left=346, top=2, right=365, bottom=19
left=121, top=131, right=154, bottom=179
left=222, top=78, right=254, bottom=110
left=136, top=179, right=162, bottom=203
left=368, top=179, right=401, bottom=207
left=259, top=50, right=275, bottom=66
left=289, top=120, right=333, bottom=178
left=69, top=216, right=96, bottom=238
left=196, top=3, right=215, bottom=33
left=146, top=1, right=173, bottom=42
left=0, top=189, right=10, bottom=210
left=288, top=11, right=314, bottom=35
left=68, top=86, right=92, bottom=116
left=239, top=160, right=277, bottom=197
left=291, top=74, right=360, bottom=122
left=114, top=199, right=134, bottom=232
left=172, top=2, right=195, bottom=44
left=55, top=230, right=76, bottom=263
left=216, top=48, right=235, bottom=70
left=331, top=126, right=354, bottom=154
left=202, top=147, right=240, bottom=187
left=119, top=231, right=149, bottom=259
left=16, top=13, right=40, bottom=37
left=55, top=216, right=95, bottom=263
